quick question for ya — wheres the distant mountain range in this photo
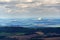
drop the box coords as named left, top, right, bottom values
left=0, top=18, right=60, bottom=27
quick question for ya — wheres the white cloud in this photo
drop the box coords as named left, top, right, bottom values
left=0, top=0, right=11, bottom=2
left=20, top=0, right=33, bottom=2
left=42, top=0, right=57, bottom=4
left=0, top=0, right=60, bottom=18
left=16, top=4, right=29, bottom=8
left=7, top=9, right=12, bottom=13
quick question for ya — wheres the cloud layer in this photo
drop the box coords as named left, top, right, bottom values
left=0, top=0, right=60, bottom=18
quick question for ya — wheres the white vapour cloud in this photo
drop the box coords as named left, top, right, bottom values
left=0, top=0, right=60, bottom=18
left=0, top=0, right=11, bottom=2
left=20, top=0, right=33, bottom=2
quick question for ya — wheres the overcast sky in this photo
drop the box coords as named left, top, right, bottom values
left=0, top=0, right=60, bottom=18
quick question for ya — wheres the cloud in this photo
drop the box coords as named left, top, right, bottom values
left=0, top=0, right=60, bottom=18
left=20, top=0, right=33, bottom=2
left=42, top=0, right=57, bottom=4
left=0, top=0, right=11, bottom=2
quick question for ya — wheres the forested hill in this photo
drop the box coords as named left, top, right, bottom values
left=0, top=27, right=60, bottom=34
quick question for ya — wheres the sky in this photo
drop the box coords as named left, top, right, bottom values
left=0, top=0, right=60, bottom=18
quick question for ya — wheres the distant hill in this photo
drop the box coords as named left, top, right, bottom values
left=0, top=27, right=60, bottom=34
left=0, top=27, right=60, bottom=40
